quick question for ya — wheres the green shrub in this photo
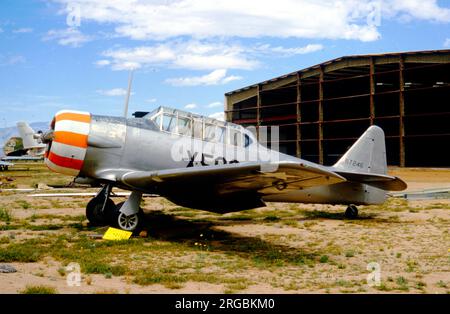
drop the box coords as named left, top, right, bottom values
left=21, top=285, right=57, bottom=294
left=0, top=242, right=43, bottom=262
left=0, top=208, right=12, bottom=222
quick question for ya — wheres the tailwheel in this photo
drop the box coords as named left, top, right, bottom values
left=345, top=204, right=358, bottom=219
left=86, top=198, right=116, bottom=226
left=109, top=202, right=143, bottom=232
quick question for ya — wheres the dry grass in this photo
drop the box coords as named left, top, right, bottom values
left=0, top=165, right=449, bottom=293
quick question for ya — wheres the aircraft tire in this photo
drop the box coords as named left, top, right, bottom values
left=345, top=204, right=358, bottom=219
left=86, top=198, right=116, bottom=226
left=109, top=202, right=143, bottom=232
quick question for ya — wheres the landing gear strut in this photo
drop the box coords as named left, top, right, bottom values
left=86, top=186, right=143, bottom=231
left=345, top=204, right=358, bottom=219
left=86, top=184, right=116, bottom=226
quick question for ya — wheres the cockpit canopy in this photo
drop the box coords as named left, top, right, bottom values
left=145, top=106, right=254, bottom=147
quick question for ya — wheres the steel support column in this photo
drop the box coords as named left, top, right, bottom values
left=256, top=84, right=262, bottom=140
left=296, top=72, right=302, bottom=158
left=399, top=56, right=406, bottom=167
left=319, top=66, right=324, bottom=165
left=369, top=57, right=375, bottom=125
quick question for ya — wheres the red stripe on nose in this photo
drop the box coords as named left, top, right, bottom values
left=48, top=151, right=84, bottom=170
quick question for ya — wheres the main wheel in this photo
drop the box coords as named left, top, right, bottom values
left=345, top=204, right=358, bottom=219
left=109, top=202, right=143, bottom=232
left=86, top=198, right=116, bottom=226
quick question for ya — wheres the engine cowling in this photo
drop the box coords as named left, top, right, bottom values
left=44, top=110, right=91, bottom=176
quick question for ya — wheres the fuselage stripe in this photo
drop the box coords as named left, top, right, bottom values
left=45, top=158, right=80, bottom=176
left=54, top=120, right=90, bottom=135
left=50, top=141, right=87, bottom=161
left=56, top=112, right=91, bottom=124
left=54, top=131, right=88, bottom=148
left=48, top=151, right=84, bottom=170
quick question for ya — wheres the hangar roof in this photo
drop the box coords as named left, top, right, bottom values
left=225, top=49, right=450, bottom=97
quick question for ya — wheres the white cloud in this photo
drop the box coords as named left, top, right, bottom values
left=52, top=0, right=383, bottom=42
left=100, top=41, right=257, bottom=71
left=209, top=112, right=225, bottom=121
left=254, top=43, right=324, bottom=57
left=45, top=0, right=450, bottom=57
left=184, top=103, right=197, bottom=109
left=43, top=28, right=92, bottom=47
left=0, top=55, right=26, bottom=66
left=146, top=98, right=157, bottom=103
left=207, top=101, right=222, bottom=108
left=94, top=59, right=111, bottom=67
left=382, top=0, right=450, bottom=23
left=166, top=69, right=242, bottom=86
left=13, top=28, right=33, bottom=33
left=52, top=0, right=450, bottom=43
left=444, top=38, right=450, bottom=48
left=96, top=88, right=133, bottom=96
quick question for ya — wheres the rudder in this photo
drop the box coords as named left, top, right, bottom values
left=17, top=122, right=40, bottom=149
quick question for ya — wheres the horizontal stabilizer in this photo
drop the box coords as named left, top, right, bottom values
left=335, top=170, right=407, bottom=191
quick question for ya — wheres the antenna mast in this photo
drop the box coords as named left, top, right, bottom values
left=123, top=70, right=134, bottom=118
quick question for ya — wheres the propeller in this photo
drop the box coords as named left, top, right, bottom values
left=39, top=130, right=54, bottom=144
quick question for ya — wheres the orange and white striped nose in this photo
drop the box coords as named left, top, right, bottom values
left=44, top=110, right=91, bottom=176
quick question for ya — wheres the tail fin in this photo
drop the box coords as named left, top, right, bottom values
left=334, top=125, right=387, bottom=175
left=333, top=126, right=407, bottom=191
left=16, top=122, right=40, bottom=149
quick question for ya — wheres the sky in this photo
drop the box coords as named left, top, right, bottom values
left=0, top=0, right=449, bottom=126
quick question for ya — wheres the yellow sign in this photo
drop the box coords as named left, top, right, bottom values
left=102, top=227, right=133, bottom=241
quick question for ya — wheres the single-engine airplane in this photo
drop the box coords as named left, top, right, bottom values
left=38, top=106, right=407, bottom=231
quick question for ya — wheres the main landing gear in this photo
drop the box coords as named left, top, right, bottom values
left=345, top=204, right=359, bottom=219
left=86, top=184, right=143, bottom=231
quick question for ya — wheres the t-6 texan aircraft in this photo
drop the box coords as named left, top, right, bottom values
left=39, top=107, right=406, bottom=231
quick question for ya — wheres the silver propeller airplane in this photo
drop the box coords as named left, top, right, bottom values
left=39, top=106, right=407, bottom=231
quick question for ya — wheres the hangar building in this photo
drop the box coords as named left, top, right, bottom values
left=224, top=49, right=450, bottom=167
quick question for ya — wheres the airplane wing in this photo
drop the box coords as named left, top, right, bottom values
left=98, top=161, right=346, bottom=196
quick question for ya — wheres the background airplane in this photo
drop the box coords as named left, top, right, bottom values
left=1, top=122, right=45, bottom=162
left=38, top=106, right=407, bottom=232
left=16, top=121, right=46, bottom=156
